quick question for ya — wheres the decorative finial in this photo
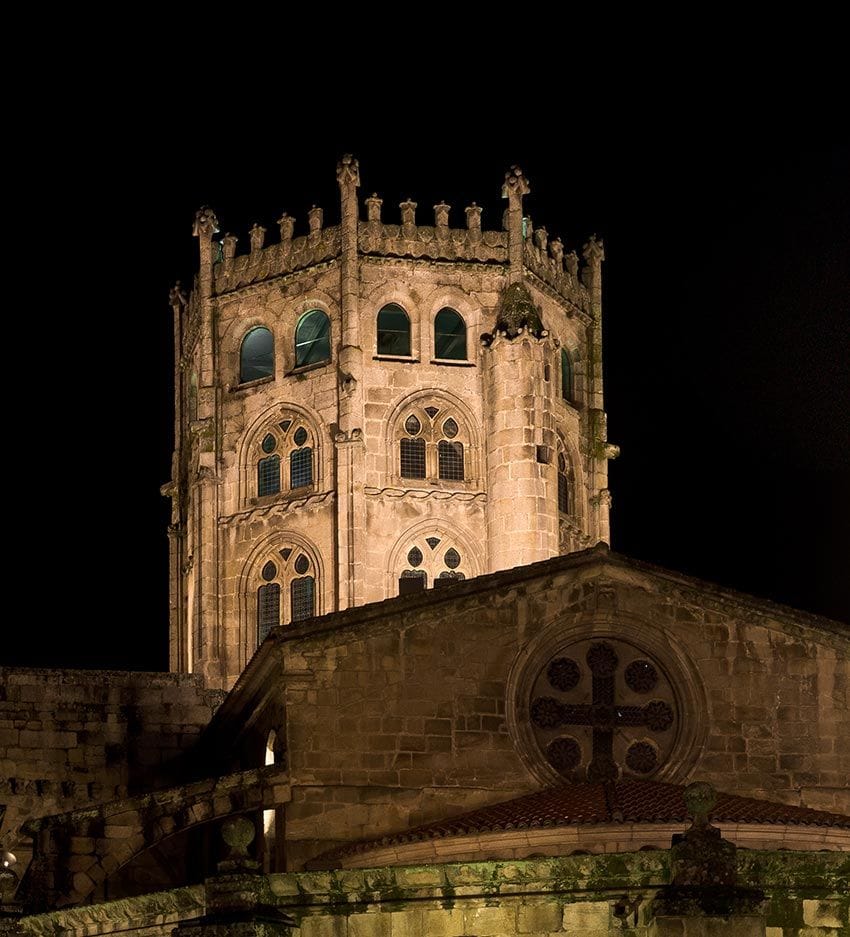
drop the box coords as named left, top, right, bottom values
left=336, top=153, right=360, bottom=187
left=249, top=223, right=266, bottom=253
left=365, top=194, right=383, bottom=224
left=278, top=213, right=295, bottom=242
left=683, top=781, right=717, bottom=831
left=192, top=206, right=219, bottom=238
left=168, top=281, right=188, bottom=309
left=502, top=165, right=531, bottom=199
left=434, top=201, right=451, bottom=228
left=222, top=233, right=238, bottom=260
left=308, top=205, right=324, bottom=233
left=582, top=234, right=605, bottom=264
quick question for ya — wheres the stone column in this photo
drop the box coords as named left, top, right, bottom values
left=335, top=155, right=366, bottom=610
left=166, top=282, right=188, bottom=673
left=582, top=235, right=616, bottom=545
left=482, top=284, right=557, bottom=571
left=502, top=166, right=530, bottom=283
left=192, top=208, right=222, bottom=682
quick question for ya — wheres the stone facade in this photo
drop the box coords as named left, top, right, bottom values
left=0, top=669, right=221, bottom=875
left=205, top=549, right=849, bottom=871
left=165, top=160, right=617, bottom=688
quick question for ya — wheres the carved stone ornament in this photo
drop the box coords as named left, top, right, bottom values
left=582, top=234, right=605, bottom=265
left=278, top=213, right=295, bottom=241
left=192, top=206, right=219, bottom=238
left=249, top=223, right=266, bottom=252
left=336, top=153, right=360, bottom=187
left=168, top=281, right=188, bottom=308
left=485, top=282, right=545, bottom=341
left=522, top=634, right=687, bottom=784
left=502, top=164, right=531, bottom=200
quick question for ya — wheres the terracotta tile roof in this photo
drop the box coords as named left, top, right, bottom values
left=325, top=780, right=850, bottom=860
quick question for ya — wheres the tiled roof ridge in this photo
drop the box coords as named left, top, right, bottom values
left=321, top=780, right=850, bottom=862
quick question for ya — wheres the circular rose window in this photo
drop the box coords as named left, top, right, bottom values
left=528, top=638, right=679, bottom=782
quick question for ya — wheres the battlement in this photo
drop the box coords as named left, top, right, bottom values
left=194, top=161, right=595, bottom=315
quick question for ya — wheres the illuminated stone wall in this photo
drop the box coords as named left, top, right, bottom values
left=166, top=159, right=615, bottom=688
left=207, top=551, right=849, bottom=870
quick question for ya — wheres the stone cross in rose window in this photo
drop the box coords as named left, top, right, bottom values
left=531, top=641, right=674, bottom=781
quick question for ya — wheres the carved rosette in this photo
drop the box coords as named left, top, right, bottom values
left=528, top=637, right=679, bottom=781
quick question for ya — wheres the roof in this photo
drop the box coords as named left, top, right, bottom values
left=321, top=780, right=850, bottom=863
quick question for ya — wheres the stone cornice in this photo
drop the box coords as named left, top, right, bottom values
left=365, top=486, right=486, bottom=503
left=20, top=885, right=204, bottom=935
left=219, top=490, right=335, bottom=526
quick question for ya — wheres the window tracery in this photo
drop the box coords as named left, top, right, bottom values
left=397, top=534, right=470, bottom=595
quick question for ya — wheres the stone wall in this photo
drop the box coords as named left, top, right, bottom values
left=18, top=851, right=850, bottom=936
left=0, top=669, right=220, bottom=868
left=208, top=551, right=849, bottom=869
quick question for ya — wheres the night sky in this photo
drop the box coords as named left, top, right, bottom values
left=6, top=103, right=848, bottom=670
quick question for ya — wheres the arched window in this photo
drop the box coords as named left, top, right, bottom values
left=258, top=454, right=281, bottom=497
left=255, top=422, right=315, bottom=499
left=434, top=307, right=466, bottom=360
left=256, top=550, right=318, bottom=644
left=397, top=538, right=468, bottom=596
left=561, top=348, right=574, bottom=402
left=257, top=557, right=281, bottom=643
left=377, top=303, right=411, bottom=356
left=290, top=446, right=313, bottom=489
left=397, top=407, right=466, bottom=483
left=558, top=451, right=571, bottom=515
left=295, top=309, right=331, bottom=368
left=240, top=327, right=274, bottom=383
left=290, top=576, right=315, bottom=622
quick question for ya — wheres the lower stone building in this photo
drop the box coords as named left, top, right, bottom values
left=2, top=546, right=848, bottom=935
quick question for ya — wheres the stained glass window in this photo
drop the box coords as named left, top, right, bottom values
left=294, top=554, right=310, bottom=575
left=293, top=427, right=308, bottom=446
left=261, top=434, right=277, bottom=453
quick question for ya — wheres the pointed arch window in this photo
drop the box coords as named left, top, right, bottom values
left=256, top=551, right=318, bottom=645
left=254, top=421, right=316, bottom=500
left=558, top=451, right=571, bottom=515
left=434, top=308, right=467, bottom=360
left=377, top=303, right=411, bottom=356
left=397, top=407, right=467, bottom=484
left=561, top=348, right=574, bottom=403
left=295, top=309, right=331, bottom=368
left=397, top=537, right=468, bottom=596
left=258, top=455, right=281, bottom=497
left=240, top=327, right=274, bottom=383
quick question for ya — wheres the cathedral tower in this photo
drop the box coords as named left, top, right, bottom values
left=164, top=159, right=617, bottom=688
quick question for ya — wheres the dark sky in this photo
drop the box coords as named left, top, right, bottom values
left=5, top=98, right=848, bottom=669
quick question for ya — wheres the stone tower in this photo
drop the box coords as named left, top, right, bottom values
left=164, top=158, right=618, bottom=688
